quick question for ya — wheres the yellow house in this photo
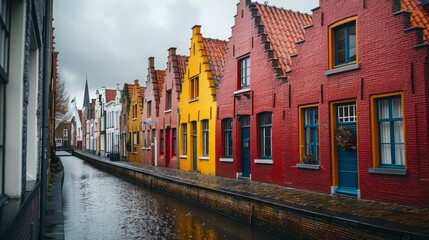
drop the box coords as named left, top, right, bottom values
left=128, top=79, right=145, bottom=163
left=178, top=25, right=227, bottom=175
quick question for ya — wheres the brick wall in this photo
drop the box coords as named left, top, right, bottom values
left=287, top=0, right=429, bottom=206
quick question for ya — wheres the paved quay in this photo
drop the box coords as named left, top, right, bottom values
left=74, top=150, right=429, bottom=239
left=45, top=153, right=66, bottom=240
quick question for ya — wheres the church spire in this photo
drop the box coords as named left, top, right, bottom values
left=83, top=75, right=90, bottom=111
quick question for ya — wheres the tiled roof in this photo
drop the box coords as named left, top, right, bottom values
left=155, top=70, right=166, bottom=97
left=105, top=89, right=116, bottom=103
left=401, top=0, right=429, bottom=43
left=176, top=55, right=188, bottom=80
left=254, top=2, right=312, bottom=74
left=203, top=38, right=228, bottom=84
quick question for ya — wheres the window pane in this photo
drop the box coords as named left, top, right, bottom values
left=392, top=97, right=402, bottom=118
left=378, top=99, right=389, bottom=119
left=349, top=24, right=356, bottom=62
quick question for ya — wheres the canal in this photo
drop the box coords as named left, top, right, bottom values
left=61, top=156, right=283, bottom=239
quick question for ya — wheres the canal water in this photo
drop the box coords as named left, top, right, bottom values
left=61, top=156, right=283, bottom=240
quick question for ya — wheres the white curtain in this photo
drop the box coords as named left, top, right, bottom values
left=380, top=122, right=391, bottom=164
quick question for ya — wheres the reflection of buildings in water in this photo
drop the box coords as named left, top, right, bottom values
left=175, top=210, right=218, bottom=240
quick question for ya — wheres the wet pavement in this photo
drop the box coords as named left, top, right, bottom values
left=60, top=154, right=283, bottom=240
left=73, top=150, right=429, bottom=238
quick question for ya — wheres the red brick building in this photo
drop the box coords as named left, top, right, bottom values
left=142, top=57, right=165, bottom=165
left=156, top=48, right=188, bottom=168
left=285, top=0, right=429, bottom=207
left=216, top=0, right=311, bottom=184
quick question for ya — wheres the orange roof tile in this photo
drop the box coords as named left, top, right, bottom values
left=176, top=55, right=188, bottom=80
left=203, top=38, right=228, bottom=83
left=155, top=70, right=166, bottom=97
left=401, top=0, right=429, bottom=43
left=255, top=2, right=312, bottom=73
left=105, top=89, right=116, bottom=103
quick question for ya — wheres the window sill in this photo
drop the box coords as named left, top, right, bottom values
left=180, top=155, right=188, bottom=159
left=199, top=156, right=209, bottom=161
left=220, top=158, right=233, bottom=163
left=325, top=64, right=360, bottom=76
left=254, top=159, right=273, bottom=164
left=296, top=163, right=321, bottom=170
left=368, top=168, right=406, bottom=176
left=188, top=97, right=199, bottom=103
left=233, top=88, right=251, bottom=95
left=164, top=109, right=172, bottom=113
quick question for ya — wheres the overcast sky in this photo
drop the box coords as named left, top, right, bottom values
left=53, top=0, right=319, bottom=108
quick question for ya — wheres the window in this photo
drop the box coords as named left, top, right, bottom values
left=147, top=101, right=152, bottom=117
left=182, top=124, right=187, bottom=155
left=160, top=130, right=164, bottom=154
left=142, top=130, right=146, bottom=148
left=239, top=57, right=250, bottom=88
left=375, top=96, right=405, bottom=167
left=330, top=19, right=357, bottom=68
left=190, top=77, right=199, bottom=99
left=202, top=120, right=209, bottom=156
left=300, top=107, right=319, bottom=164
left=133, top=132, right=137, bottom=152
left=172, top=128, right=176, bottom=156
left=223, top=119, right=233, bottom=157
left=166, top=90, right=172, bottom=110
left=259, top=113, right=272, bottom=159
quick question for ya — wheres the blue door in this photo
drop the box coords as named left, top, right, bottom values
left=336, top=103, right=358, bottom=195
left=241, top=116, right=250, bottom=178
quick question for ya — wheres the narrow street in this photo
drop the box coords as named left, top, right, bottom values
left=61, top=155, right=282, bottom=239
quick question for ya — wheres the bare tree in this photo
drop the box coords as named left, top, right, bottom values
left=55, top=71, right=71, bottom=127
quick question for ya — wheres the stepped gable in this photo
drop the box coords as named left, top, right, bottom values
left=401, top=0, right=429, bottom=43
left=105, top=89, right=116, bottom=103
left=253, top=2, right=312, bottom=75
left=173, top=54, right=188, bottom=95
left=202, top=38, right=228, bottom=85
left=155, top=69, right=166, bottom=99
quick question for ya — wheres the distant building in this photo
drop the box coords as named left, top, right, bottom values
left=142, top=58, right=165, bottom=165
left=156, top=48, right=188, bottom=168
left=55, top=121, right=71, bottom=150
left=119, top=83, right=133, bottom=160
left=128, top=80, right=145, bottom=163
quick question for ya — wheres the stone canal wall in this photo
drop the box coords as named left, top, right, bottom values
left=73, top=151, right=413, bottom=239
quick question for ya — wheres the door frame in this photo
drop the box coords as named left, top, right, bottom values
left=240, top=115, right=251, bottom=178
left=330, top=99, right=360, bottom=197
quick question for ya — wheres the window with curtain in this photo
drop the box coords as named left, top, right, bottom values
left=377, top=96, right=405, bottom=166
left=301, top=107, right=319, bottom=164
left=223, top=118, right=232, bottom=157
left=182, top=124, right=187, bottom=155
left=259, top=113, right=272, bottom=159
left=202, top=120, right=209, bottom=156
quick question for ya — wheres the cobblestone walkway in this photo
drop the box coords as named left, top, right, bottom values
left=76, top=150, right=429, bottom=237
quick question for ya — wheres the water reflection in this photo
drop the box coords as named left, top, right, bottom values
left=61, top=156, right=282, bottom=239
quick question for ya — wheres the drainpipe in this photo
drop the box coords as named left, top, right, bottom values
left=154, top=136, right=158, bottom=166
left=39, top=0, right=52, bottom=238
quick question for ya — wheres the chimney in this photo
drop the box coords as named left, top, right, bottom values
left=148, top=57, right=155, bottom=68
left=168, top=47, right=177, bottom=56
